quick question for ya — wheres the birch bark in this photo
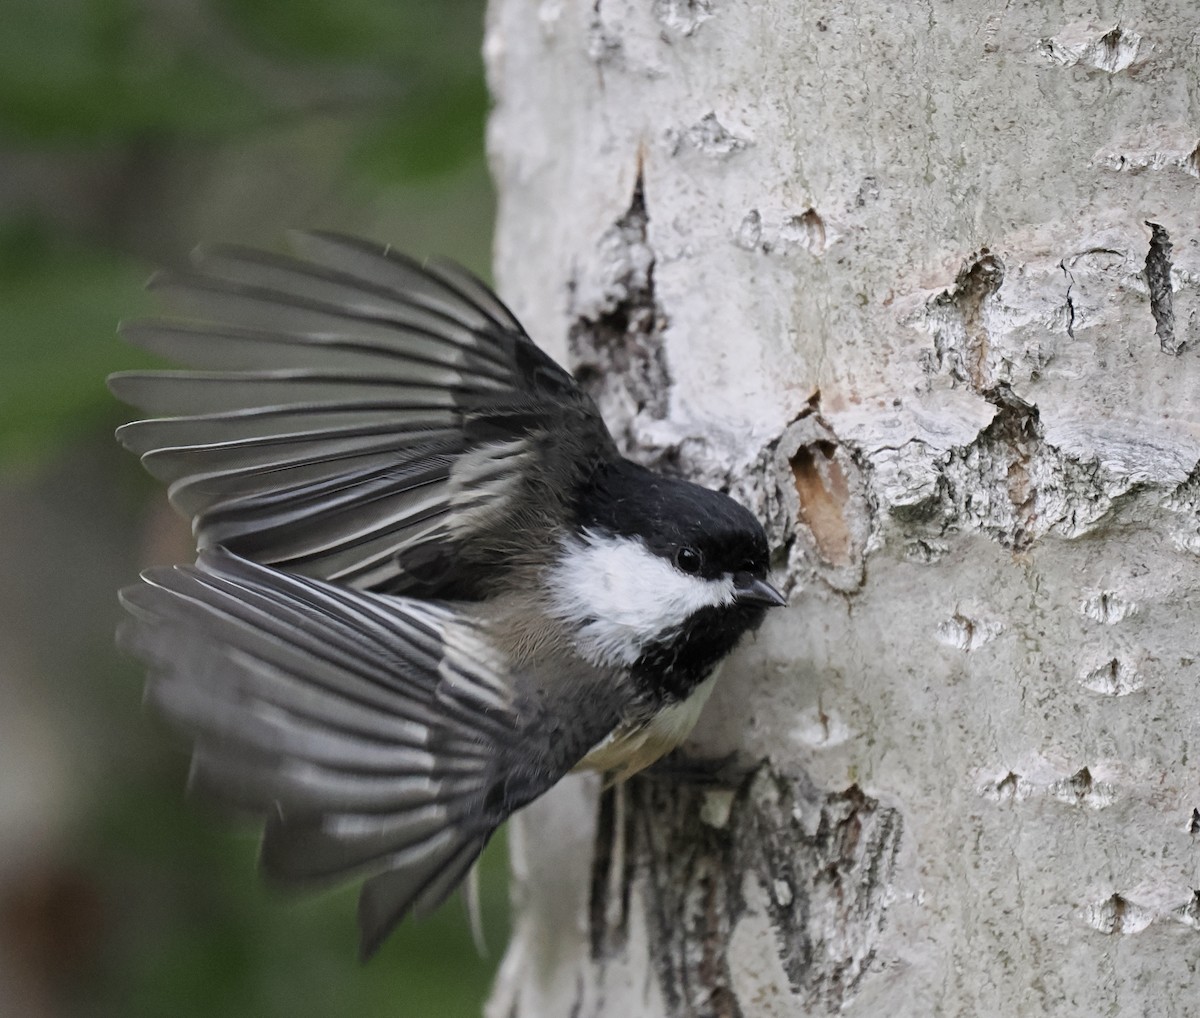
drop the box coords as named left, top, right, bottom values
left=483, top=3, right=1200, bottom=1015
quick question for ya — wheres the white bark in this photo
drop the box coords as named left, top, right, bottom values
left=482, top=2, right=1200, bottom=1015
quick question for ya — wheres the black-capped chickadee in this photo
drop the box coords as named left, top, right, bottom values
left=109, top=232, right=786, bottom=958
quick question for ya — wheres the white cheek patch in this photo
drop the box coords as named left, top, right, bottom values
left=547, top=532, right=735, bottom=667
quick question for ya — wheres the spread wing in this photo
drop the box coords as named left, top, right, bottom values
left=119, top=548, right=623, bottom=958
left=108, top=233, right=617, bottom=596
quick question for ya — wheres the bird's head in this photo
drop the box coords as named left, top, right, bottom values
left=550, top=460, right=786, bottom=671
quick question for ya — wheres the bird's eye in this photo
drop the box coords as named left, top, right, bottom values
left=675, top=546, right=702, bottom=575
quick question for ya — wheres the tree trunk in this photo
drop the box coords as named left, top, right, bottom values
left=482, top=2, right=1200, bottom=1015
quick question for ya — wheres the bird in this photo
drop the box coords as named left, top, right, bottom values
left=108, top=231, right=787, bottom=959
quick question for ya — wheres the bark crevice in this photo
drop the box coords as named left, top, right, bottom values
left=568, top=171, right=672, bottom=460
left=1144, top=221, right=1180, bottom=355
left=585, top=764, right=904, bottom=1016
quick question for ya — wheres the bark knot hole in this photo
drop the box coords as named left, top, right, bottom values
left=789, top=441, right=853, bottom=567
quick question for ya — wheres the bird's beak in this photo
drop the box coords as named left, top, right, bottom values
left=734, top=574, right=788, bottom=608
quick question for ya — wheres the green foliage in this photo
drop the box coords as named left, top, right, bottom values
left=0, top=0, right=489, bottom=182
left=77, top=760, right=508, bottom=1018
left=0, top=0, right=491, bottom=466
left=0, top=223, right=155, bottom=467
left=212, top=0, right=482, bottom=67
left=0, top=0, right=269, bottom=141
left=355, top=74, right=489, bottom=181
left=1, top=0, right=500, bottom=1013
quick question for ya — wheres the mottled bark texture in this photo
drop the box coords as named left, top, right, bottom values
left=484, top=2, right=1200, bottom=1015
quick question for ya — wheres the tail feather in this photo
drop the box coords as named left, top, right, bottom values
left=357, top=834, right=487, bottom=960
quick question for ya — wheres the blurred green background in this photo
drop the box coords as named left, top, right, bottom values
left=0, top=1, right=509, bottom=1015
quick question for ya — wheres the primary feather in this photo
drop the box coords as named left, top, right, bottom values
left=121, top=549, right=623, bottom=958
left=110, top=232, right=614, bottom=597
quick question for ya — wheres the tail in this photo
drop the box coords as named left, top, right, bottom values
left=119, top=548, right=533, bottom=957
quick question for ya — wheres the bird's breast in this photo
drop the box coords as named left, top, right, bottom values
left=574, top=670, right=721, bottom=781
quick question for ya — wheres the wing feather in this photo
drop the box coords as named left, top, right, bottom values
left=118, top=549, right=622, bottom=956
left=287, top=231, right=525, bottom=334
left=115, top=407, right=457, bottom=455
left=110, top=233, right=615, bottom=595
